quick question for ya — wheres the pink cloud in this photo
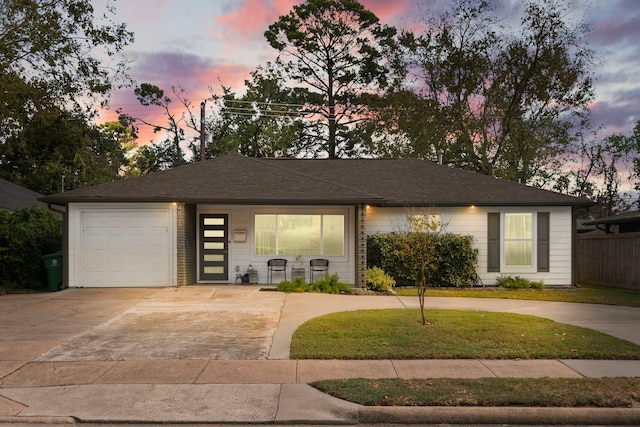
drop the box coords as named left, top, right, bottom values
left=589, top=98, right=640, bottom=137
left=99, top=51, right=254, bottom=145
left=215, top=0, right=301, bottom=41
left=361, top=0, right=414, bottom=22
left=590, top=14, right=640, bottom=48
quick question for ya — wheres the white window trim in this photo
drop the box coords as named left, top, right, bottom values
left=501, top=211, right=537, bottom=274
left=252, top=207, right=350, bottom=260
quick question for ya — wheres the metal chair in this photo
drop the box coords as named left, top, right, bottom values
left=267, top=258, right=287, bottom=284
left=309, top=258, right=329, bottom=283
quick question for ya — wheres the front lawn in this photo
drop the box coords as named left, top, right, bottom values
left=290, top=309, right=640, bottom=360
left=396, top=284, right=640, bottom=307
left=313, top=377, right=640, bottom=407
left=295, top=308, right=640, bottom=407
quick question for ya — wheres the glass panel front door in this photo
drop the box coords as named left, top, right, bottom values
left=200, top=214, right=228, bottom=281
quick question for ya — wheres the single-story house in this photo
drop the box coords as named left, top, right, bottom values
left=0, top=177, right=48, bottom=211
left=40, top=154, right=593, bottom=288
left=582, top=211, right=640, bottom=234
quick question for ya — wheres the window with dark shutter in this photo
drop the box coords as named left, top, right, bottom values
left=487, top=212, right=500, bottom=272
left=537, top=212, right=550, bottom=272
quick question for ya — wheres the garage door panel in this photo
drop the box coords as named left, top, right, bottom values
left=84, top=251, right=105, bottom=269
left=80, top=209, right=172, bottom=287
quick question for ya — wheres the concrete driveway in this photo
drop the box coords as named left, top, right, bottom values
left=1, top=287, right=287, bottom=365
left=2, top=286, right=640, bottom=425
left=2, top=285, right=640, bottom=369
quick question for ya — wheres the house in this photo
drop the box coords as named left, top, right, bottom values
left=39, top=154, right=593, bottom=288
left=582, top=211, right=640, bottom=234
left=0, top=177, right=48, bottom=211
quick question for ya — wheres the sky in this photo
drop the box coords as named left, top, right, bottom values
left=95, top=0, right=640, bottom=149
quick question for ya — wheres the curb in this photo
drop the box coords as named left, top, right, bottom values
left=0, top=416, right=77, bottom=424
left=359, top=406, right=640, bottom=425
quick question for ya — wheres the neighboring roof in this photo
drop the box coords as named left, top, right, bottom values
left=40, top=154, right=593, bottom=207
left=583, top=211, right=640, bottom=226
left=0, top=178, right=47, bottom=211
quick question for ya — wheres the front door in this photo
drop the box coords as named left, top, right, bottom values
left=200, top=214, right=228, bottom=281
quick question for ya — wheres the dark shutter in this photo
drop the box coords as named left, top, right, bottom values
left=537, top=212, right=550, bottom=272
left=487, top=213, right=500, bottom=272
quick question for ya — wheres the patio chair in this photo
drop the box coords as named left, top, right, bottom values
left=309, top=258, right=329, bottom=283
left=267, top=258, right=287, bottom=284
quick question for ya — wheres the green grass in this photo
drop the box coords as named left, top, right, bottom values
left=296, top=285, right=640, bottom=407
left=395, top=284, right=640, bottom=307
left=290, top=309, right=640, bottom=360
left=296, top=308, right=640, bottom=407
left=313, top=377, right=640, bottom=407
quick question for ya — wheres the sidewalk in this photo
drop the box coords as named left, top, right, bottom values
left=1, top=287, right=640, bottom=424
left=2, top=359, right=640, bottom=424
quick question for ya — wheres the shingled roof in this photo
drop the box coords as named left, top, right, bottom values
left=40, top=154, right=592, bottom=207
left=1, top=178, right=47, bottom=211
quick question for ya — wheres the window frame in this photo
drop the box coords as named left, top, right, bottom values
left=501, top=211, right=537, bottom=273
left=252, top=208, right=349, bottom=259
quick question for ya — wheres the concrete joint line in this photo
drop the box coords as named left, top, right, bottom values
left=273, top=383, right=285, bottom=423
left=390, top=360, right=401, bottom=378
left=193, top=359, right=210, bottom=384
left=558, top=359, right=587, bottom=377
left=478, top=359, right=499, bottom=377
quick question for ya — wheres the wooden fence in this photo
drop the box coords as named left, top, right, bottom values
left=576, top=232, right=640, bottom=290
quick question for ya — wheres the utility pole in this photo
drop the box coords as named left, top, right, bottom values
left=200, top=101, right=206, bottom=161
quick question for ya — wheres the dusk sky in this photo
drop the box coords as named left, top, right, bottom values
left=96, top=0, right=640, bottom=149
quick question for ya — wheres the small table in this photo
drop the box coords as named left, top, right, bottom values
left=291, top=267, right=305, bottom=281
left=247, top=270, right=258, bottom=284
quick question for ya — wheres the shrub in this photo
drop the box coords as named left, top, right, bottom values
left=496, top=275, right=544, bottom=290
left=277, top=274, right=351, bottom=294
left=367, top=233, right=478, bottom=288
left=366, top=267, right=396, bottom=291
left=310, top=273, right=351, bottom=294
left=0, top=206, right=62, bottom=291
left=432, top=234, right=478, bottom=288
left=277, top=277, right=310, bottom=293
left=366, top=233, right=412, bottom=285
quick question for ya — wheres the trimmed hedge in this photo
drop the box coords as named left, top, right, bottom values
left=0, top=206, right=62, bottom=291
left=367, top=233, right=478, bottom=287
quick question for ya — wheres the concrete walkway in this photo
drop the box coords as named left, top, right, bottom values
left=1, top=286, right=640, bottom=425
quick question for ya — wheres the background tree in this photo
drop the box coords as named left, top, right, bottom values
left=377, top=0, right=593, bottom=185
left=124, top=83, right=188, bottom=167
left=0, top=0, right=133, bottom=191
left=215, top=63, right=311, bottom=158
left=264, top=0, right=396, bottom=158
left=126, top=141, right=177, bottom=176
left=2, top=109, right=134, bottom=193
left=566, top=121, right=640, bottom=216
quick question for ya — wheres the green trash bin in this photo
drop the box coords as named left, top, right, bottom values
left=42, top=253, right=63, bottom=292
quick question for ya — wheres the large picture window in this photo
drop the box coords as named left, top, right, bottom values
left=255, top=214, right=344, bottom=256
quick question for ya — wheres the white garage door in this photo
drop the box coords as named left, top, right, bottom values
left=80, top=209, right=172, bottom=287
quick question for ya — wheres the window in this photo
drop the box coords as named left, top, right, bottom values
left=504, top=213, right=533, bottom=267
left=411, top=214, right=441, bottom=233
left=487, top=212, right=549, bottom=273
left=255, top=214, right=344, bottom=256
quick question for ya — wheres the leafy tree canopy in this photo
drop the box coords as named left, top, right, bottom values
left=264, top=0, right=396, bottom=158
left=0, top=0, right=133, bottom=122
left=0, top=0, right=134, bottom=192
left=373, top=0, right=594, bottom=186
